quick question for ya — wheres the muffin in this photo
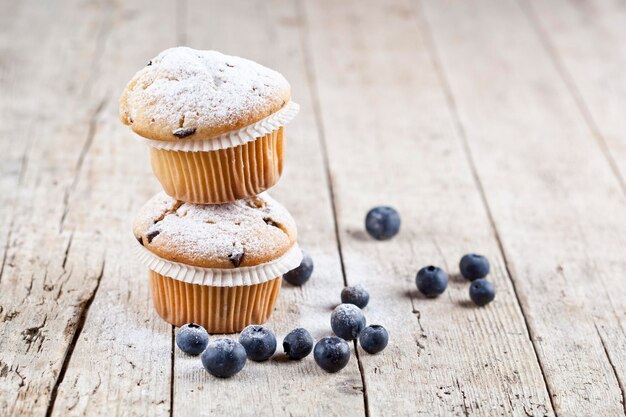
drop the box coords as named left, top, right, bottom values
left=120, top=47, right=299, bottom=204
left=133, top=191, right=301, bottom=333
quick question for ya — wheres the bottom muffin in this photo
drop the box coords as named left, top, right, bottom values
left=133, top=192, right=301, bottom=333
left=149, top=272, right=282, bottom=333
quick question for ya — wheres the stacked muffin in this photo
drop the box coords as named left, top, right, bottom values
left=120, top=47, right=301, bottom=333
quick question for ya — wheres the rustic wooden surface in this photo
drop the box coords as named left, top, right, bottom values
left=0, top=0, right=624, bottom=416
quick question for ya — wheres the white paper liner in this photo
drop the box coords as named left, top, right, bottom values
left=134, top=239, right=302, bottom=287
left=134, top=101, right=299, bottom=152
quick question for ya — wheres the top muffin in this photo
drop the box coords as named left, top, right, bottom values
left=134, top=192, right=297, bottom=269
left=119, top=47, right=291, bottom=141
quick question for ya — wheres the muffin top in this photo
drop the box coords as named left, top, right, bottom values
left=134, top=192, right=297, bottom=269
left=119, top=47, right=291, bottom=141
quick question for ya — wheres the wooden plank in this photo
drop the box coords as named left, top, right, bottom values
left=302, top=0, right=554, bottom=415
left=419, top=0, right=626, bottom=414
left=521, top=0, right=626, bottom=192
left=518, top=0, right=626, bottom=406
left=170, top=1, right=367, bottom=416
left=47, top=1, right=179, bottom=416
left=0, top=1, right=35, bottom=288
left=0, top=1, right=121, bottom=415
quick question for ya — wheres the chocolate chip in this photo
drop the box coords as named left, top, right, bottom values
left=136, top=236, right=144, bottom=246
left=173, top=127, right=197, bottom=138
left=226, top=62, right=234, bottom=68
left=146, top=229, right=160, bottom=243
left=263, top=217, right=281, bottom=228
left=147, top=60, right=152, bottom=66
left=229, top=248, right=245, bottom=268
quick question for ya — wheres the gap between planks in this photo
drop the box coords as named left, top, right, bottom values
left=511, top=8, right=626, bottom=399
left=595, top=323, right=626, bottom=415
left=296, top=1, right=371, bottom=415
left=411, top=0, right=558, bottom=414
left=45, top=261, right=106, bottom=417
left=44, top=4, right=114, bottom=415
left=516, top=0, right=626, bottom=197
left=504, top=0, right=625, bottom=411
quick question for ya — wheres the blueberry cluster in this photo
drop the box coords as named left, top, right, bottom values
left=321, top=285, right=388, bottom=373
left=172, top=206, right=499, bottom=379
left=176, top=316, right=387, bottom=377
left=176, top=323, right=294, bottom=378
left=317, top=314, right=387, bottom=373
left=414, top=254, right=496, bottom=306
left=175, top=276, right=388, bottom=376
left=281, top=250, right=388, bottom=366
left=362, top=207, right=496, bottom=306
left=460, top=254, right=496, bottom=306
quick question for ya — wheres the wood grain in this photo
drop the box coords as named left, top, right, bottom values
left=419, top=0, right=626, bottom=414
left=47, top=1, right=179, bottom=416
left=0, top=1, right=114, bottom=415
left=517, top=0, right=626, bottom=404
left=0, top=0, right=625, bottom=416
left=170, top=1, right=366, bottom=416
left=520, top=0, right=626, bottom=409
left=302, top=0, right=554, bottom=415
left=521, top=0, right=626, bottom=193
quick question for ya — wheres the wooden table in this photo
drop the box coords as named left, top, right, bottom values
left=1, top=0, right=625, bottom=416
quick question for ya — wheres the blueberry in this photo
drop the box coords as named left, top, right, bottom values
left=331, top=303, right=366, bottom=340
left=416, top=266, right=448, bottom=297
left=365, top=206, right=401, bottom=240
left=201, top=338, right=247, bottom=378
left=314, top=336, right=351, bottom=373
left=282, top=328, right=314, bottom=360
left=459, top=253, right=490, bottom=281
left=359, top=325, right=389, bottom=354
left=341, top=285, right=370, bottom=309
left=469, top=278, right=496, bottom=306
left=283, top=251, right=314, bottom=286
left=239, top=325, right=277, bottom=361
left=175, top=323, right=209, bottom=356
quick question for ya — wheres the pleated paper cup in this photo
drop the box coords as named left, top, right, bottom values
left=136, top=101, right=298, bottom=205
left=135, top=239, right=302, bottom=333
left=149, top=272, right=282, bottom=334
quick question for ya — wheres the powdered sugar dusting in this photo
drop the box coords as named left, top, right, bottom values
left=120, top=47, right=291, bottom=140
left=134, top=192, right=297, bottom=268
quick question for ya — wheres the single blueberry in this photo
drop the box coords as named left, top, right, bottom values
left=201, top=338, right=247, bottom=378
left=282, top=328, right=314, bottom=360
left=459, top=253, right=490, bottom=281
left=469, top=278, right=496, bottom=306
left=175, top=323, right=209, bottom=356
left=239, top=325, right=277, bottom=361
left=331, top=303, right=366, bottom=340
left=283, top=251, right=314, bottom=286
left=359, top=325, right=389, bottom=354
left=341, top=285, right=370, bottom=309
left=416, top=266, right=448, bottom=298
left=314, top=336, right=351, bottom=373
left=365, top=206, right=401, bottom=240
